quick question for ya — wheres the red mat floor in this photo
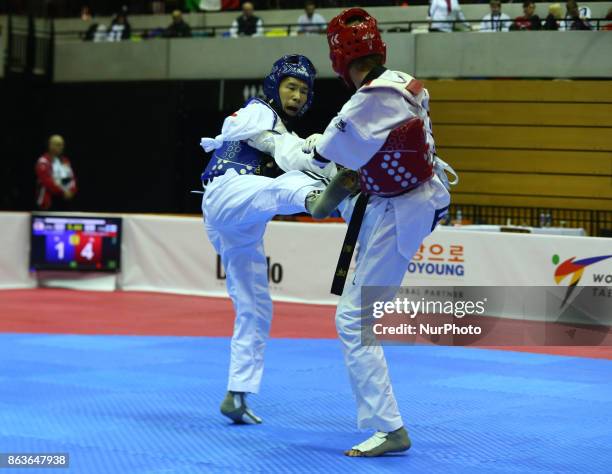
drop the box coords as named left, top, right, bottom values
left=1, top=289, right=610, bottom=360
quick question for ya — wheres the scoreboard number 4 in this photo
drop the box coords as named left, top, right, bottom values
left=80, top=239, right=95, bottom=261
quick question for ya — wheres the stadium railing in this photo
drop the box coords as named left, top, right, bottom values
left=51, top=18, right=612, bottom=41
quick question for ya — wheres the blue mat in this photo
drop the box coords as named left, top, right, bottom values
left=0, top=334, right=611, bottom=473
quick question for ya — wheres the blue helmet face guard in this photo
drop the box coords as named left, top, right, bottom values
left=263, top=54, right=317, bottom=117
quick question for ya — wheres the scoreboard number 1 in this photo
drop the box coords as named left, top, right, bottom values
left=54, top=241, right=65, bottom=260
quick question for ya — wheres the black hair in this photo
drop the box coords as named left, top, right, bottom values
left=350, top=54, right=384, bottom=73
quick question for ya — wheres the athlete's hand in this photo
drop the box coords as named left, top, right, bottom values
left=302, top=133, right=323, bottom=154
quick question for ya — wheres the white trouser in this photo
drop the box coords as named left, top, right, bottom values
left=337, top=176, right=450, bottom=432
left=202, top=168, right=326, bottom=394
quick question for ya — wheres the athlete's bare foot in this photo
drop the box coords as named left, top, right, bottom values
left=220, top=391, right=262, bottom=425
left=305, top=168, right=360, bottom=219
left=344, top=427, right=411, bottom=457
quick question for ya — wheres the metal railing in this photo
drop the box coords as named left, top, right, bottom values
left=6, top=16, right=29, bottom=73
left=5, top=15, right=54, bottom=78
left=0, top=1, right=427, bottom=16
left=52, top=17, right=612, bottom=42
left=445, top=205, right=612, bottom=237
left=276, top=205, right=612, bottom=237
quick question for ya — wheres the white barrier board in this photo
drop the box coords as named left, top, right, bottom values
left=1, top=212, right=611, bottom=307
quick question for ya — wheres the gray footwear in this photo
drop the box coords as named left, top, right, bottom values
left=220, top=391, right=262, bottom=425
left=344, top=427, right=411, bottom=457
left=305, top=168, right=360, bottom=219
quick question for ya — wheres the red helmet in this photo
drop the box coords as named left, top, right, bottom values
left=326, top=8, right=387, bottom=87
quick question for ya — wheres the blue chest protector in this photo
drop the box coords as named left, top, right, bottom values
left=201, top=98, right=279, bottom=183
left=201, top=140, right=263, bottom=182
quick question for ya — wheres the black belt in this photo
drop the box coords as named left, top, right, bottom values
left=331, top=193, right=370, bottom=296
left=329, top=181, right=422, bottom=295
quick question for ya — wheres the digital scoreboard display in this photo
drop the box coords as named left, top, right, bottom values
left=30, top=214, right=122, bottom=272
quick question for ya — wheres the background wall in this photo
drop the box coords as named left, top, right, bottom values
left=2, top=77, right=610, bottom=215
left=426, top=80, right=612, bottom=212
left=53, top=32, right=612, bottom=82
left=54, top=34, right=413, bottom=81
left=415, top=32, right=612, bottom=79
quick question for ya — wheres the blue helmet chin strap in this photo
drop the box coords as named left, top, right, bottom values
left=263, top=54, right=317, bottom=117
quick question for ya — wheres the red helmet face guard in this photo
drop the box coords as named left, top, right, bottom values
left=326, top=8, right=387, bottom=87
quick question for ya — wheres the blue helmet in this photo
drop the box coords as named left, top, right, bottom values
left=263, top=54, right=316, bottom=117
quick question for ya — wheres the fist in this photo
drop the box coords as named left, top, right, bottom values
left=302, top=133, right=323, bottom=154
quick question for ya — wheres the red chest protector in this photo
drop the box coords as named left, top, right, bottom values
left=359, top=117, right=433, bottom=197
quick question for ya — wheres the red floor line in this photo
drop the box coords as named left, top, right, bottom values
left=1, top=289, right=610, bottom=360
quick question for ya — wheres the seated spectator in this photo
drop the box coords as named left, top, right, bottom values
left=164, top=10, right=192, bottom=37
left=480, top=0, right=511, bottom=32
left=297, top=1, right=326, bottom=35
left=428, top=0, right=472, bottom=33
left=107, top=12, right=131, bottom=41
left=82, top=6, right=99, bottom=41
left=35, top=135, right=77, bottom=211
left=560, top=0, right=591, bottom=30
left=80, top=6, right=114, bottom=42
left=230, top=2, right=263, bottom=38
left=510, top=1, right=541, bottom=30
left=92, top=24, right=108, bottom=42
left=543, top=3, right=563, bottom=30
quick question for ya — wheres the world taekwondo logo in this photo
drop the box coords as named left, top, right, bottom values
left=552, top=254, right=612, bottom=308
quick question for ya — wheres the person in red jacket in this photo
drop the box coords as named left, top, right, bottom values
left=35, top=135, right=78, bottom=210
left=511, top=0, right=542, bottom=30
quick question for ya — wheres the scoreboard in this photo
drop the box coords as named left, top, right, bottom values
left=30, top=214, right=122, bottom=272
